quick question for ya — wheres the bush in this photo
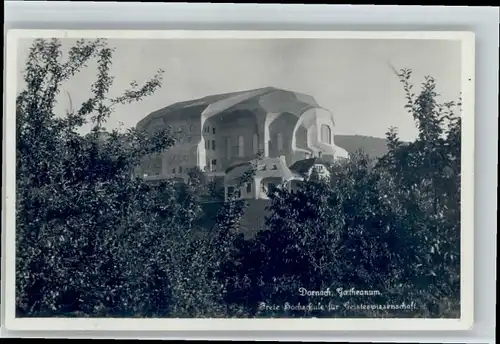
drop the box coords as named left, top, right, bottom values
left=15, top=38, right=228, bottom=317
left=219, top=69, right=461, bottom=318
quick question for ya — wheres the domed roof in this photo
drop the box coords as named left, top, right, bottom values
left=137, top=87, right=323, bottom=130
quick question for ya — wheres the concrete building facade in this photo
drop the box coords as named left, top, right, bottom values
left=136, top=87, right=348, bottom=194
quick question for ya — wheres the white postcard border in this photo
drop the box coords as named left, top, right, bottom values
left=2, top=29, right=475, bottom=332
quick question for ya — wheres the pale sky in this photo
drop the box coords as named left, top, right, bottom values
left=16, top=38, right=462, bottom=141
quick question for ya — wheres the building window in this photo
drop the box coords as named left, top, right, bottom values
left=171, top=168, right=176, bottom=174
left=318, top=151, right=323, bottom=158
left=211, top=159, right=217, bottom=171
left=277, top=133, right=284, bottom=151
left=321, top=124, right=332, bottom=144
left=246, top=183, right=252, bottom=193
left=271, top=164, right=278, bottom=170
left=237, top=135, right=244, bottom=157
left=252, top=134, right=258, bottom=155
left=187, top=136, right=192, bottom=143
left=212, top=127, right=216, bottom=134
left=212, top=140, right=216, bottom=150
left=178, top=166, right=183, bottom=173
left=268, top=140, right=272, bottom=152
left=205, top=140, right=209, bottom=150
left=189, top=124, right=194, bottom=132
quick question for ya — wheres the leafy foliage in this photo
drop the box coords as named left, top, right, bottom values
left=16, top=39, right=461, bottom=319
left=219, top=69, right=462, bottom=318
left=15, top=38, right=226, bottom=317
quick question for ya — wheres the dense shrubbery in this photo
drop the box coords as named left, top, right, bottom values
left=15, top=38, right=227, bottom=317
left=15, top=39, right=461, bottom=318
left=217, top=70, right=461, bottom=318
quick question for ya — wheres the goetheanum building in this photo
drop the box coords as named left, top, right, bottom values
left=136, top=87, right=348, bottom=197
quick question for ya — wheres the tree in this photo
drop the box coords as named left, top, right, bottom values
left=376, top=68, right=462, bottom=316
left=221, top=68, right=462, bottom=318
left=15, top=38, right=225, bottom=317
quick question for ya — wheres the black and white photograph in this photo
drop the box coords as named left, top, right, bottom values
left=2, top=30, right=475, bottom=332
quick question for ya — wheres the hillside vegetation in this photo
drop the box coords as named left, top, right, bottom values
left=335, top=134, right=390, bottom=159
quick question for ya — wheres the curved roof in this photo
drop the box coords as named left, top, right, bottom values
left=137, top=87, right=322, bottom=130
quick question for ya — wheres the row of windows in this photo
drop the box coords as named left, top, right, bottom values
left=225, top=135, right=259, bottom=159
left=171, top=166, right=184, bottom=174
left=165, top=124, right=331, bottom=145
left=227, top=134, right=281, bottom=159
left=226, top=182, right=277, bottom=198
left=203, top=125, right=216, bottom=134
left=257, top=163, right=278, bottom=171
left=158, top=123, right=216, bottom=135
left=204, top=140, right=216, bottom=151
left=226, top=124, right=331, bottom=158
left=171, top=125, right=332, bottom=159
left=204, top=159, right=218, bottom=172
left=163, top=124, right=196, bottom=133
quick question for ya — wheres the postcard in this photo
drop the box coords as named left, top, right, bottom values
left=2, top=29, right=475, bottom=332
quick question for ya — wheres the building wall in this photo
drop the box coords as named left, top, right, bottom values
left=200, top=118, right=219, bottom=172
left=259, top=177, right=284, bottom=199
left=224, top=181, right=256, bottom=202
left=295, top=126, right=309, bottom=151
left=213, top=110, right=260, bottom=171
left=162, top=118, right=200, bottom=177
left=140, top=111, right=202, bottom=178
left=138, top=154, right=163, bottom=176
left=290, top=108, right=337, bottom=163
left=291, top=124, right=312, bottom=163
left=313, top=108, right=336, bottom=154
left=139, top=117, right=165, bottom=176
left=224, top=175, right=286, bottom=201
left=139, top=100, right=341, bottom=180
left=267, top=112, right=298, bottom=165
